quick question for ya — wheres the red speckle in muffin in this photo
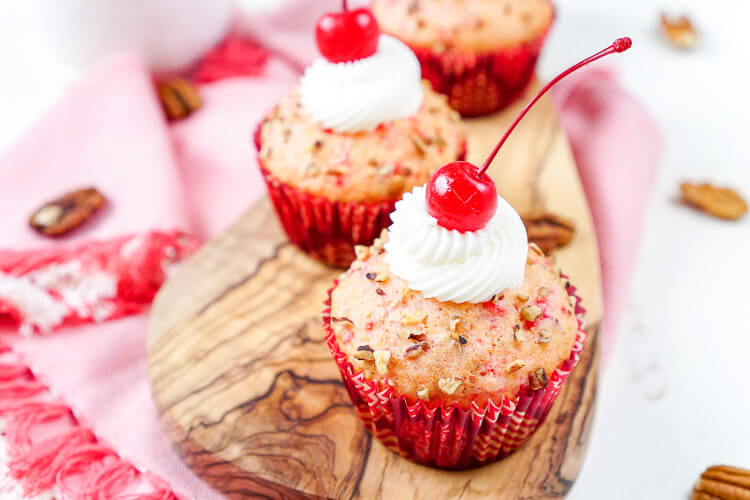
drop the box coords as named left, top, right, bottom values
left=482, top=301, right=505, bottom=316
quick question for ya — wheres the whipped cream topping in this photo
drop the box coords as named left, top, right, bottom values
left=299, top=35, right=424, bottom=133
left=384, top=186, right=528, bottom=304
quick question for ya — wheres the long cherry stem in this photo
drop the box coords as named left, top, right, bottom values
left=342, top=0, right=348, bottom=11
left=478, top=37, right=632, bottom=176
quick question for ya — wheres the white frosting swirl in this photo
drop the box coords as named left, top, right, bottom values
left=384, top=186, right=528, bottom=304
left=299, top=35, right=424, bottom=133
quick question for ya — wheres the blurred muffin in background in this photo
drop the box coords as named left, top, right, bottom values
left=372, top=0, right=554, bottom=116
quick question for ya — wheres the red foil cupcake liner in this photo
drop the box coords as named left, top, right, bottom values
left=409, top=28, right=551, bottom=117
left=259, top=166, right=396, bottom=267
left=254, top=122, right=466, bottom=268
left=322, top=278, right=588, bottom=469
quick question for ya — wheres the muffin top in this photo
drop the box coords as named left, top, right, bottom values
left=258, top=83, right=464, bottom=203
left=329, top=234, right=581, bottom=408
left=372, top=0, right=554, bottom=52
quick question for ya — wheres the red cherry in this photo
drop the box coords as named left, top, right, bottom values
left=315, top=6, right=380, bottom=63
left=425, top=38, right=632, bottom=232
left=426, top=162, right=498, bottom=232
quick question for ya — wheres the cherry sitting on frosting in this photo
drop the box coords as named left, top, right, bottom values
left=426, top=38, right=633, bottom=233
left=427, top=162, right=497, bottom=232
left=315, top=0, right=380, bottom=63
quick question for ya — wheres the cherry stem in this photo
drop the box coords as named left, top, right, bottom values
left=478, top=37, right=632, bottom=176
left=342, top=0, right=348, bottom=11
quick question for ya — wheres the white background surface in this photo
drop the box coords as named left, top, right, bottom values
left=1, top=1, right=749, bottom=499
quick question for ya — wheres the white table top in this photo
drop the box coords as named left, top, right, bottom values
left=2, top=1, right=749, bottom=498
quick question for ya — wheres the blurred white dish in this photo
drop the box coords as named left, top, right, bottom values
left=32, top=0, right=233, bottom=71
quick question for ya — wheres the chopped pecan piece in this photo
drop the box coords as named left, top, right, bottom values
left=522, top=213, right=575, bottom=253
left=326, top=165, right=348, bottom=176
left=29, top=187, right=106, bottom=237
left=354, top=345, right=374, bottom=361
left=374, top=349, right=391, bottom=374
left=405, top=342, right=426, bottom=359
left=157, top=77, right=202, bottom=120
left=521, top=305, right=542, bottom=322
left=528, top=368, right=548, bottom=391
left=354, top=245, right=370, bottom=261
left=438, top=377, right=461, bottom=395
left=528, top=242, right=545, bottom=256
left=537, top=329, right=552, bottom=344
left=410, top=134, right=428, bottom=158
left=507, top=359, right=526, bottom=373
left=681, top=182, right=747, bottom=221
left=401, top=313, right=425, bottom=326
left=448, top=316, right=460, bottom=332
left=365, top=272, right=389, bottom=282
left=408, top=333, right=427, bottom=342
left=331, top=316, right=354, bottom=325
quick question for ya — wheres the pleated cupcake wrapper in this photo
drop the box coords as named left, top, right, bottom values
left=409, top=28, right=550, bottom=117
left=322, top=277, right=588, bottom=469
left=259, top=166, right=396, bottom=267
left=254, top=120, right=466, bottom=268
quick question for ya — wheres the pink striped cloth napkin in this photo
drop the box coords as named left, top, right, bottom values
left=0, top=5, right=661, bottom=498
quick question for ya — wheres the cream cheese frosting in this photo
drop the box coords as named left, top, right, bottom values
left=384, top=185, right=528, bottom=303
left=299, top=34, right=424, bottom=133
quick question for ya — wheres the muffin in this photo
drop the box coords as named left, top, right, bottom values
left=323, top=182, right=587, bottom=468
left=255, top=6, right=466, bottom=267
left=372, top=0, right=554, bottom=116
left=321, top=35, right=632, bottom=467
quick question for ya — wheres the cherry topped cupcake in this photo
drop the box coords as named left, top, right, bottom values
left=323, top=38, right=631, bottom=468
left=372, top=0, right=555, bottom=116
left=255, top=2, right=466, bottom=267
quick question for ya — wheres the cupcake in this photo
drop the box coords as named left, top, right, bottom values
left=255, top=3, right=466, bottom=267
left=371, top=0, right=555, bottom=116
left=322, top=39, right=631, bottom=467
left=323, top=191, right=586, bottom=468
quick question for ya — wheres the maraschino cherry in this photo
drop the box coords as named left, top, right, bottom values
left=315, top=0, right=380, bottom=63
left=427, top=38, right=633, bottom=232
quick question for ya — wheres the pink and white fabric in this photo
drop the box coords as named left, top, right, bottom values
left=0, top=0, right=662, bottom=497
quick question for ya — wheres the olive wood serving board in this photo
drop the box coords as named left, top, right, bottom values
left=147, top=83, right=603, bottom=499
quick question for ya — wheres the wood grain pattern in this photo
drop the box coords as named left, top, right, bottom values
left=148, top=83, right=603, bottom=499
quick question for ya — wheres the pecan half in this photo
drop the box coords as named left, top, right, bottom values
left=661, top=13, right=698, bottom=50
left=522, top=213, right=575, bottom=253
left=29, top=188, right=106, bottom=237
left=157, top=77, right=202, bottom=121
left=692, top=465, right=750, bottom=499
left=681, top=182, right=748, bottom=221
